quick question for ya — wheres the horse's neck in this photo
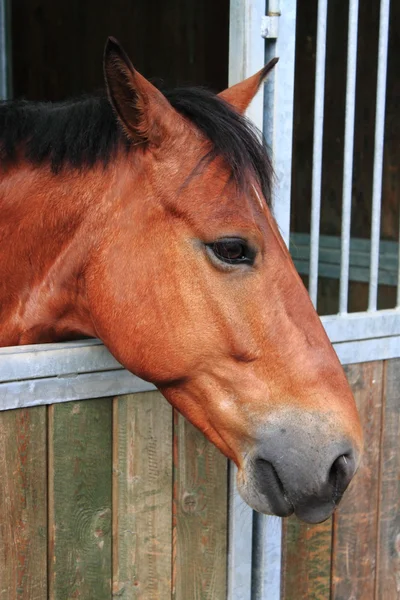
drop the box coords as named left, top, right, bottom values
left=0, top=166, right=102, bottom=346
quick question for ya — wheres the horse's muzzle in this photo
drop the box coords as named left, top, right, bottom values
left=238, top=411, right=360, bottom=524
left=252, top=448, right=356, bottom=523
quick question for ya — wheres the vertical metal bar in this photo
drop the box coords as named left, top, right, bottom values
left=339, top=0, right=359, bottom=313
left=228, top=3, right=266, bottom=599
left=264, top=0, right=297, bottom=247
left=0, top=0, right=12, bottom=99
left=368, top=0, right=391, bottom=311
left=259, top=1, right=297, bottom=599
left=227, top=464, right=253, bottom=600
left=309, top=0, right=328, bottom=308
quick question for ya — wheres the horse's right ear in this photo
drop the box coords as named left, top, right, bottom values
left=103, top=37, right=177, bottom=146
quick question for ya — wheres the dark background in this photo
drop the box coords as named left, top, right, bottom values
left=10, top=0, right=399, bottom=314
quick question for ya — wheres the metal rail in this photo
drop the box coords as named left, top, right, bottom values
left=368, top=0, right=391, bottom=311
left=308, top=0, right=328, bottom=308
left=339, top=0, right=359, bottom=313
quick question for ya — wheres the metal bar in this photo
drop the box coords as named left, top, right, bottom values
left=259, top=1, right=298, bottom=597
left=309, top=0, right=328, bottom=307
left=0, top=332, right=398, bottom=411
left=0, top=0, right=11, bottom=99
left=339, top=0, right=359, bottom=313
left=263, top=0, right=296, bottom=246
left=228, top=3, right=267, bottom=599
left=322, top=308, right=400, bottom=343
left=333, top=334, right=400, bottom=365
left=227, top=464, right=253, bottom=600
left=368, top=0, right=391, bottom=311
left=0, top=370, right=156, bottom=411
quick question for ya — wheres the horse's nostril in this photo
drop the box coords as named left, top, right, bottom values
left=328, top=453, right=356, bottom=498
left=254, top=458, right=293, bottom=517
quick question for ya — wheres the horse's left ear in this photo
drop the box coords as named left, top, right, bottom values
left=218, top=58, right=279, bottom=114
left=103, top=37, right=179, bottom=146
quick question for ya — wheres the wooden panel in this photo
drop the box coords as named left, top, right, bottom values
left=112, top=392, right=173, bottom=599
left=48, top=399, right=112, bottom=600
left=0, top=407, right=47, bottom=600
left=281, top=516, right=332, bottom=600
left=331, top=362, right=384, bottom=599
left=376, top=358, right=400, bottom=599
left=173, top=410, right=228, bottom=600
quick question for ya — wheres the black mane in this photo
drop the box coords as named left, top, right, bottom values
left=0, top=87, right=273, bottom=204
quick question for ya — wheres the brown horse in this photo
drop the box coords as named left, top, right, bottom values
left=0, top=38, right=362, bottom=523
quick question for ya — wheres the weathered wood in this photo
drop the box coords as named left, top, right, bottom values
left=112, top=392, right=173, bottom=599
left=376, top=358, right=400, bottom=599
left=0, top=407, right=47, bottom=600
left=172, top=410, right=228, bottom=600
left=48, top=399, right=112, bottom=600
left=281, top=516, right=332, bottom=600
left=331, top=362, right=384, bottom=599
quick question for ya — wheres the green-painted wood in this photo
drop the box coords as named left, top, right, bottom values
left=281, top=516, right=332, bottom=600
left=376, top=359, right=400, bottom=599
left=112, top=392, right=173, bottom=599
left=331, top=362, right=384, bottom=599
left=172, top=410, right=228, bottom=600
left=0, top=407, right=47, bottom=600
left=48, top=400, right=112, bottom=600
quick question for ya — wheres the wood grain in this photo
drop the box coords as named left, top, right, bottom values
left=48, top=399, right=112, bottom=600
left=376, top=358, right=400, bottom=599
left=0, top=407, right=47, bottom=600
left=112, top=392, right=173, bottom=599
left=172, top=410, right=228, bottom=600
left=331, top=362, right=384, bottom=599
left=281, top=516, right=332, bottom=600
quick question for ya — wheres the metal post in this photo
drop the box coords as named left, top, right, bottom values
left=309, top=0, right=328, bottom=308
left=339, top=0, right=359, bottom=314
left=368, top=0, right=391, bottom=311
left=228, top=5, right=266, bottom=598
left=260, top=1, right=297, bottom=599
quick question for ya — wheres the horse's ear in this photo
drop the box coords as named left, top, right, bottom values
left=103, top=37, right=177, bottom=145
left=218, top=58, right=279, bottom=114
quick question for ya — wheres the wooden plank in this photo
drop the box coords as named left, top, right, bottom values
left=376, top=358, right=400, bottom=599
left=112, top=392, right=173, bottom=599
left=48, top=399, right=112, bottom=599
left=331, top=361, right=384, bottom=599
left=281, top=516, right=332, bottom=600
left=173, top=410, right=228, bottom=600
left=0, top=407, right=47, bottom=600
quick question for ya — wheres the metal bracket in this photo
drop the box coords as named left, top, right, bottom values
left=261, top=14, right=280, bottom=39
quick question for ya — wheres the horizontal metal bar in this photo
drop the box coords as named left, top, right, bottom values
left=0, top=338, right=122, bottom=383
left=321, top=309, right=400, bottom=343
left=0, top=369, right=155, bottom=411
left=333, top=334, right=400, bottom=365
left=0, top=331, right=397, bottom=411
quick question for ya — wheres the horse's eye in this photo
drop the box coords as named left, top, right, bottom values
left=208, top=238, right=256, bottom=265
